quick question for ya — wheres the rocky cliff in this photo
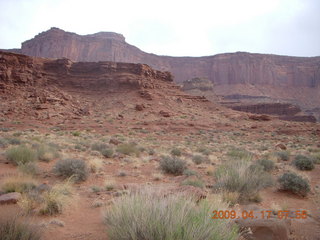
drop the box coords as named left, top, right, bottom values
left=4, top=27, right=320, bottom=120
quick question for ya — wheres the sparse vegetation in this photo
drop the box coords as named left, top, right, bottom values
left=275, top=151, right=290, bottom=161
left=1, top=176, right=38, bottom=193
left=170, top=147, right=182, bottom=156
left=227, top=148, right=253, bottom=160
left=293, top=155, right=315, bottom=170
left=214, top=159, right=273, bottom=203
left=256, top=158, right=275, bottom=172
left=116, top=143, right=140, bottom=156
left=181, top=178, right=205, bottom=188
left=101, top=148, right=114, bottom=158
left=6, top=145, right=37, bottom=165
left=160, top=156, right=187, bottom=175
left=103, top=188, right=238, bottom=240
left=34, top=143, right=59, bottom=162
left=0, top=216, right=41, bottom=240
left=192, top=154, right=205, bottom=165
left=18, top=162, right=39, bottom=176
left=53, top=159, right=88, bottom=182
left=278, top=172, right=310, bottom=197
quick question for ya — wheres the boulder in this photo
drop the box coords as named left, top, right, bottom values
left=0, top=192, right=21, bottom=204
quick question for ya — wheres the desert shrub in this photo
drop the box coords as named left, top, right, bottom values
left=34, top=143, right=59, bottom=162
left=293, top=155, right=314, bottom=171
left=160, top=156, right=187, bottom=175
left=275, top=151, right=290, bottom=161
left=0, top=137, right=8, bottom=147
left=183, top=169, right=198, bottom=177
left=181, top=178, right=205, bottom=188
left=312, top=153, right=320, bottom=164
left=148, top=149, right=155, bottom=155
left=170, top=147, right=182, bottom=156
left=0, top=216, right=41, bottom=240
left=214, top=159, right=273, bottom=203
left=6, top=145, right=37, bottom=165
left=91, top=142, right=109, bottom=152
left=116, top=143, right=139, bottom=156
left=227, top=148, right=253, bottom=160
left=6, top=137, right=22, bottom=145
left=89, top=158, right=103, bottom=173
left=192, top=154, right=205, bottom=165
left=101, top=148, right=114, bottom=158
left=197, top=147, right=211, bottom=156
left=278, top=172, right=310, bottom=196
left=18, top=162, right=39, bottom=176
left=103, top=189, right=238, bottom=240
left=40, top=181, right=74, bottom=215
left=1, top=176, right=38, bottom=193
left=256, top=159, right=275, bottom=172
left=53, top=159, right=88, bottom=182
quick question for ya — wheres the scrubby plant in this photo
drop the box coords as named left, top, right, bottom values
left=160, top=156, right=187, bottom=175
left=6, top=145, right=37, bottom=165
left=53, top=159, right=88, bottom=182
left=192, top=154, right=205, bottom=165
left=170, top=147, right=182, bottom=156
left=312, top=153, right=320, bottom=164
left=39, top=181, right=74, bottom=215
left=181, top=178, right=205, bottom=188
left=227, top=148, right=253, bottom=160
left=116, top=143, right=140, bottom=156
left=101, top=148, right=114, bottom=158
left=275, top=151, right=290, bottom=161
left=278, top=172, right=310, bottom=197
left=89, top=158, right=103, bottom=173
left=183, top=169, right=198, bottom=177
left=0, top=216, right=41, bottom=240
left=103, top=188, right=238, bottom=240
left=18, top=162, right=39, bottom=176
left=197, top=147, right=211, bottom=156
left=214, top=159, right=273, bottom=203
left=91, top=142, right=109, bottom=152
left=34, top=143, right=59, bottom=162
left=293, top=155, right=315, bottom=170
left=1, top=176, right=38, bottom=193
left=256, top=159, right=275, bottom=172
left=0, top=137, right=8, bottom=147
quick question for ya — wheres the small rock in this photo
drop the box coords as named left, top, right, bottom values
left=159, top=110, right=170, bottom=117
left=275, top=143, right=287, bottom=150
left=109, top=138, right=121, bottom=145
left=0, top=192, right=21, bottom=205
left=135, top=104, right=145, bottom=111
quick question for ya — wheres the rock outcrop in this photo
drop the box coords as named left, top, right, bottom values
left=3, top=27, right=320, bottom=121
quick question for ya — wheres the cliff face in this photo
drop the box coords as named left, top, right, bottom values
left=6, top=28, right=320, bottom=120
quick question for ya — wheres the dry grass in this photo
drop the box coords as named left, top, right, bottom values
left=103, top=188, right=238, bottom=240
left=1, top=175, right=38, bottom=193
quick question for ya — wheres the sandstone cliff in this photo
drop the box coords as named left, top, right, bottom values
left=5, top=27, right=320, bottom=120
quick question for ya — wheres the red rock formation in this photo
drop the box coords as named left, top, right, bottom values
left=3, top=27, right=320, bottom=120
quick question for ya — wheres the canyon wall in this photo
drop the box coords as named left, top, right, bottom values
left=4, top=27, right=320, bottom=120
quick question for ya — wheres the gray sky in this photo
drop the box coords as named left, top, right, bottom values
left=0, top=0, right=319, bottom=57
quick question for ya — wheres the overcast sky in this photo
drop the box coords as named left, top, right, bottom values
left=0, top=0, right=319, bottom=57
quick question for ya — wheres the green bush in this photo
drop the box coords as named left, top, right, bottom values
left=6, top=145, right=37, bottom=165
left=160, top=156, right=187, bottom=175
left=192, top=154, right=205, bottom=165
left=101, top=148, right=114, bottom=158
left=227, top=148, right=253, bottom=160
left=34, top=143, right=59, bottom=162
left=103, top=189, right=238, bottom=240
left=181, top=178, right=205, bottom=188
left=0, top=217, right=41, bottom=240
left=293, top=155, right=314, bottom=171
left=256, top=159, right=275, bottom=172
left=275, top=151, right=290, bottom=161
left=278, top=172, right=310, bottom=196
left=170, top=148, right=182, bottom=156
left=18, top=162, right=39, bottom=176
left=91, top=142, right=109, bottom=152
left=116, top=143, right=140, bottom=156
left=214, top=160, right=273, bottom=203
left=53, top=159, right=88, bottom=182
